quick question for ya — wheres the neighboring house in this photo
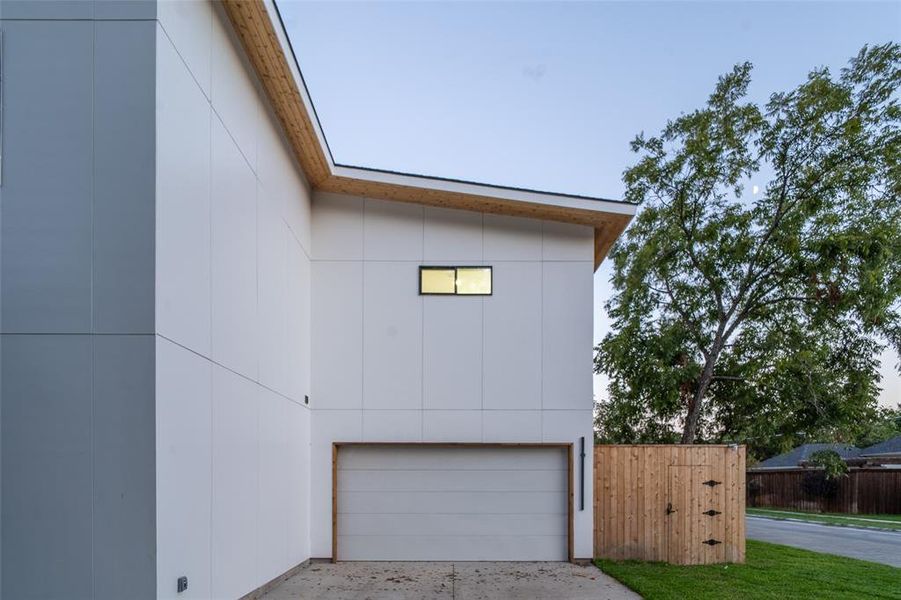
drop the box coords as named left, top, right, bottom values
left=750, top=437, right=901, bottom=472
left=748, top=443, right=862, bottom=471
left=748, top=439, right=901, bottom=514
left=859, top=436, right=901, bottom=466
left=0, top=1, right=636, bottom=599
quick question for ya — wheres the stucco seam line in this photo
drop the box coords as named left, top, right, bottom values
left=420, top=207, right=426, bottom=441
left=155, top=17, right=211, bottom=105
left=155, top=333, right=310, bottom=409
left=360, top=202, right=366, bottom=437
left=90, top=22, right=96, bottom=597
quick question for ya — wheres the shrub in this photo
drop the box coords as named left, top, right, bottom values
left=801, top=471, right=840, bottom=499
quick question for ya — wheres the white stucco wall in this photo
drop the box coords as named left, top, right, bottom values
left=154, top=3, right=312, bottom=598
left=310, top=192, right=596, bottom=559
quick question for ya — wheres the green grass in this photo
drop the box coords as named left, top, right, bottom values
left=747, top=508, right=901, bottom=531
left=595, top=540, right=901, bottom=599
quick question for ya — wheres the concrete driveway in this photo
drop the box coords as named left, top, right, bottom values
left=260, top=561, right=639, bottom=600
left=747, top=516, right=901, bottom=567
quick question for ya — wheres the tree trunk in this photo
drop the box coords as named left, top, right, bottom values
left=681, top=356, right=718, bottom=443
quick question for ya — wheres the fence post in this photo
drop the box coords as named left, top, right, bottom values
left=851, top=470, right=859, bottom=515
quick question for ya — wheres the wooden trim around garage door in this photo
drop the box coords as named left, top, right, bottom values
left=331, top=442, right=575, bottom=563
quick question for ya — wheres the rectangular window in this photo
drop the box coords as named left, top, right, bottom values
left=419, top=266, right=492, bottom=296
left=419, top=267, right=456, bottom=295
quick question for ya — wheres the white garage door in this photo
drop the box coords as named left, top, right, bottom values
left=336, top=445, right=569, bottom=561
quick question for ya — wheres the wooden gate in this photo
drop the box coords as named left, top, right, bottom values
left=594, top=445, right=745, bottom=564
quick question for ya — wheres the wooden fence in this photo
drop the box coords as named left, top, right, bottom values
left=747, top=468, right=901, bottom=514
left=594, top=445, right=746, bottom=565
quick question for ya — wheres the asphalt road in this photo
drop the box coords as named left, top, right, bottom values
left=747, top=516, right=901, bottom=568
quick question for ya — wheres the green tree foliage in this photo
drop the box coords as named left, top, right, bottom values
left=853, top=405, right=901, bottom=448
left=595, top=44, right=901, bottom=447
left=807, top=449, right=850, bottom=480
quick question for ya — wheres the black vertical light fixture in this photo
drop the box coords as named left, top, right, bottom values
left=579, top=436, right=585, bottom=511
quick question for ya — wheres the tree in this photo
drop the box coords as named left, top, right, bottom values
left=802, top=450, right=849, bottom=501
left=595, top=44, right=901, bottom=445
left=853, top=405, right=901, bottom=448
left=807, top=449, right=850, bottom=480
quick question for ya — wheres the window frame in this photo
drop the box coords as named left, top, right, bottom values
left=419, top=265, right=493, bottom=296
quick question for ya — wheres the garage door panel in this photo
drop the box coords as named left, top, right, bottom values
left=339, top=445, right=566, bottom=470
left=339, top=513, right=566, bottom=537
left=339, top=490, right=565, bottom=515
left=336, top=445, right=569, bottom=561
left=338, top=535, right=567, bottom=562
left=338, top=467, right=567, bottom=492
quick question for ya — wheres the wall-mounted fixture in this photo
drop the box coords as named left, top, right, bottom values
left=419, top=266, right=492, bottom=296
left=579, top=436, right=585, bottom=511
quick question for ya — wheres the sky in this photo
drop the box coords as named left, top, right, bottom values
left=276, top=0, right=900, bottom=408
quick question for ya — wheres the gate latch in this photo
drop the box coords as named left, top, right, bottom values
left=703, top=509, right=722, bottom=516
left=702, top=539, right=722, bottom=546
left=702, top=480, right=722, bottom=487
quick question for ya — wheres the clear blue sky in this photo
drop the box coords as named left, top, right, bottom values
left=277, top=0, right=900, bottom=407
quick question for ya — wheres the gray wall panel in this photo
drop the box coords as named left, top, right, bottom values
left=94, top=0, right=156, bottom=20
left=93, top=21, right=157, bottom=334
left=0, top=0, right=94, bottom=20
left=93, top=335, right=156, bottom=600
left=0, top=21, right=94, bottom=333
left=1, top=335, right=93, bottom=599
left=0, top=0, right=157, bottom=20
left=0, top=15, right=159, bottom=600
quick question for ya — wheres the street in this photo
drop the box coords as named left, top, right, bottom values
left=747, top=516, right=901, bottom=568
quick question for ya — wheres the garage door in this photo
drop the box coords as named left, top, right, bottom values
left=335, top=444, right=570, bottom=561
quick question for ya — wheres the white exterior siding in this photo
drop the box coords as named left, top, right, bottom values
left=155, top=3, right=312, bottom=598
left=155, top=339, right=213, bottom=599
left=483, top=261, right=542, bottom=409
left=542, top=261, right=595, bottom=409
left=311, top=192, right=596, bottom=559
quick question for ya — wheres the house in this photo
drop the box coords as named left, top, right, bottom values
left=0, top=1, right=636, bottom=599
left=859, top=436, right=901, bottom=467
left=748, top=443, right=862, bottom=471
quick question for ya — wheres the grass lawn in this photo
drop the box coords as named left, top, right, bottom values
left=747, top=508, right=901, bottom=531
left=595, top=540, right=901, bottom=599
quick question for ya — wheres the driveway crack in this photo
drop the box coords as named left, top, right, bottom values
left=452, top=562, right=456, bottom=599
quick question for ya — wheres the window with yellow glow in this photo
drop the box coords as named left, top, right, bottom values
left=419, top=268, right=456, bottom=294
left=419, top=266, right=492, bottom=296
left=455, top=267, right=492, bottom=295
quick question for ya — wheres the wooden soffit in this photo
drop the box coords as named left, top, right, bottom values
left=221, top=0, right=635, bottom=268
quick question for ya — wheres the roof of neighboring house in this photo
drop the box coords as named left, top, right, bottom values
left=860, top=435, right=901, bottom=457
left=751, top=443, right=862, bottom=470
left=221, top=0, right=636, bottom=269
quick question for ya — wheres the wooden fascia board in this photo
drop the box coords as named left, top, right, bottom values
left=594, top=220, right=630, bottom=269
left=320, top=174, right=630, bottom=229
left=221, top=0, right=331, bottom=186
left=222, top=0, right=634, bottom=270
